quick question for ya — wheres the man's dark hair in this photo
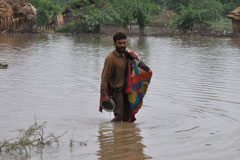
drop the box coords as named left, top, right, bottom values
left=113, top=32, right=127, bottom=42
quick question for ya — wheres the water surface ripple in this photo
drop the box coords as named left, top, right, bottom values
left=0, top=34, right=240, bottom=160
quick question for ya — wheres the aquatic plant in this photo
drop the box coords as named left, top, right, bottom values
left=69, top=129, right=87, bottom=148
left=0, top=122, right=66, bottom=155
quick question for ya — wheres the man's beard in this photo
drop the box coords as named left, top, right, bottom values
left=116, top=46, right=127, bottom=54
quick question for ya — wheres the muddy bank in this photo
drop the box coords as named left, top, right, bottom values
left=2, top=25, right=236, bottom=38
left=101, top=25, right=236, bottom=38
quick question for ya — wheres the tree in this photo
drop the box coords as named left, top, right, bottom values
left=111, top=0, right=135, bottom=30
left=111, top=0, right=159, bottom=34
left=219, top=0, right=240, bottom=15
left=133, top=0, right=158, bottom=34
left=64, top=0, right=113, bottom=33
left=27, top=0, right=61, bottom=28
left=171, top=0, right=223, bottom=31
left=161, top=0, right=190, bottom=13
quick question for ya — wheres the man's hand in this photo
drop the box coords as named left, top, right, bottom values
left=102, top=95, right=110, bottom=102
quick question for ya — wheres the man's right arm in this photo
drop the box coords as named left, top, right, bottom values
left=100, top=56, right=113, bottom=100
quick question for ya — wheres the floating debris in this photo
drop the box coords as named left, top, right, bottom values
left=0, top=63, right=8, bottom=69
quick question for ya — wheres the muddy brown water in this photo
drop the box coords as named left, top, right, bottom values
left=0, top=33, right=240, bottom=160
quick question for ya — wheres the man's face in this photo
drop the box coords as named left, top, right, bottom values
left=114, top=39, right=126, bottom=53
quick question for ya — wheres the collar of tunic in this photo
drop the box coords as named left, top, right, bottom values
left=114, top=49, right=125, bottom=57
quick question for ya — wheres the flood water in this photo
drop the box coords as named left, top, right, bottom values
left=0, top=33, right=240, bottom=160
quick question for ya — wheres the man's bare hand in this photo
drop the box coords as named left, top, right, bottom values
left=103, top=96, right=110, bottom=102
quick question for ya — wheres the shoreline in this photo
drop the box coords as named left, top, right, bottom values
left=1, top=26, right=237, bottom=38
left=100, top=26, right=236, bottom=38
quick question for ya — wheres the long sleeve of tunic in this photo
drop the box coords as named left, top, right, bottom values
left=100, top=50, right=127, bottom=97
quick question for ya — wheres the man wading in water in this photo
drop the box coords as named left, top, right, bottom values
left=100, top=32, right=152, bottom=122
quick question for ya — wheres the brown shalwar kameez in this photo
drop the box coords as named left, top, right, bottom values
left=100, top=50, right=128, bottom=117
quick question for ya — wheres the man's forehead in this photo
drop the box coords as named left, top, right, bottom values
left=116, top=39, right=126, bottom=42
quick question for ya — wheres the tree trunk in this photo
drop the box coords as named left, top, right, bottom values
left=139, top=26, right=145, bottom=35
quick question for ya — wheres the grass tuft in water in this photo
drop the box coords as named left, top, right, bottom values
left=69, top=129, right=87, bottom=149
left=0, top=122, right=67, bottom=155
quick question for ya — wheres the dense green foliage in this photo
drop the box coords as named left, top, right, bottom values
left=54, top=0, right=158, bottom=33
left=110, top=0, right=158, bottom=33
left=28, top=0, right=240, bottom=32
left=220, top=0, right=240, bottom=15
left=27, top=0, right=61, bottom=28
left=151, top=0, right=239, bottom=30
left=111, top=0, right=135, bottom=29
left=170, top=0, right=223, bottom=31
left=55, top=0, right=114, bottom=33
left=152, top=0, right=240, bottom=14
left=134, top=0, right=158, bottom=33
left=72, top=0, right=114, bottom=32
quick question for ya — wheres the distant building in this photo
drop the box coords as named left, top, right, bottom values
left=227, top=7, right=240, bottom=35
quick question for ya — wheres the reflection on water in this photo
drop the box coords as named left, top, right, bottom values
left=230, top=37, right=240, bottom=48
left=0, top=33, right=47, bottom=49
left=98, top=122, right=151, bottom=160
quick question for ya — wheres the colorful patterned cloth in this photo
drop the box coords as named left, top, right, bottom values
left=125, top=51, right=152, bottom=122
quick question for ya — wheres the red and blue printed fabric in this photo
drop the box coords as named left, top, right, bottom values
left=125, top=52, right=152, bottom=122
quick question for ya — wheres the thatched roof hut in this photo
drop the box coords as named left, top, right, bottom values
left=0, top=0, right=37, bottom=32
left=0, top=0, right=14, bottom=31
left=226, top=7, right=240, bottom=35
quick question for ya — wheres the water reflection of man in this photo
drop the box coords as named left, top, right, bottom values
left=100, top=32, right=130, bottom=122
left=97, top=123, right=151, bottom=160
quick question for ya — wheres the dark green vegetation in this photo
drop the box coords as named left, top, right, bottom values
left=27, top=0, right=62, bottom=28
left=27, top=0, right=240, bottom=33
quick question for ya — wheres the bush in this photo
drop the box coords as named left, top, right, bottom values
left=27, top=0, right=61, bottom=28
left=55, top=22, right=92, bottom=33
left=170, top=0, right=223, bottom=31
